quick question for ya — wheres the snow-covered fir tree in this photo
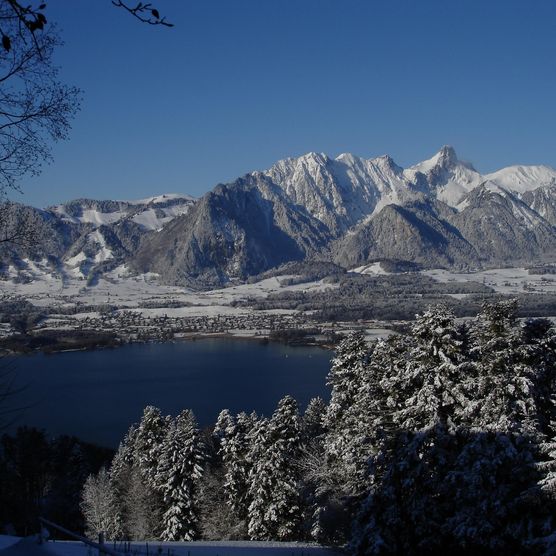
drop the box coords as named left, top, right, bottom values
left=351, top=424, right=545, bottom=555
left=81, top=467, right=122, bottom=540
left=323, top=331, right=372, bottom=494
left=350, top=302, right=556, bottom=555
left=248, top=396, right=303, bottom=541
left=109, top=417, right=164, bottom=540
left=390, top=305, right=469, bottom=430
left=214, top=409, right=234, bottom=443
left=133, top=405, right=170, bottom=487
left=324, top=331, right=370, bottom=429
left=299, top=396, right=349, bottom=544
left=470, top=300, right=538, bottom=434
left=156, top=409, right=204, bottom=541
left=215, top=410, right=255, bottom=522
left=302, top=397, right=327, bottom=444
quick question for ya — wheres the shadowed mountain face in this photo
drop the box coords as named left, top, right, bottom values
left=333, top=199, right=480, bottom=270
left=3, top=147, right=556, bottom=287
left=134, top=175, right=331, bottom=286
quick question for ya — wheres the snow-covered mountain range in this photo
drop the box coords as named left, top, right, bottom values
left=3, top=147, right=556, bottom=287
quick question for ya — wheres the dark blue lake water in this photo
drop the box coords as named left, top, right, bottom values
left=7, top=339, right=332, bottom=448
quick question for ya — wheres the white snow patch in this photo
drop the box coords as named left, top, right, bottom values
left=126, top=193, right=195, bottom=205
left=65, top=252, right=87, bottom=267
left=350, top=262, right=389, bottom=275
left=80, top=209, right=123, bottom=226
left=131, top=203, right=192, bottom=231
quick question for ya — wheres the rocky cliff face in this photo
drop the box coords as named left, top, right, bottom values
left=450, top=183, right=556, bottom=263
left=134, top=174, right=331, bottom=286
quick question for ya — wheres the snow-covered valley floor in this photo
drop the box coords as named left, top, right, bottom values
left=2, top=264, right=555, bottom=351
left=423, top=267, right=556, bottom=295
left=0, top=268, right=395, bottom=346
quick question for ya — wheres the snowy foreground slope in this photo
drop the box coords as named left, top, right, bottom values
left=0, top=536, right=343, bottom=556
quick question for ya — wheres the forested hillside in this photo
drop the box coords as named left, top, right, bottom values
left=79, top=301, right=556, bottom=554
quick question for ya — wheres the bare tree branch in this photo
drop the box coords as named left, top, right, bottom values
left=0, top=201, right=40, bottom=246
left=111, top=1, right=174, bottom=27
left=0, top=20, right=82, bottom=194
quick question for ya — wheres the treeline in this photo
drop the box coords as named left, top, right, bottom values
left=0, top=329, right=122, bottom=353
left=0, top=296, right=120, bottom=327
left=0, top=298, right=46, bottom=334
left=528, top=265, right=556, bottom=275
left=246, top=272, right=556, bottom=321
left=0, top=428, right=113, bottom=536
left=248, top=260, right=346, bottom=285
left=81, top=301, right=556, bottom=554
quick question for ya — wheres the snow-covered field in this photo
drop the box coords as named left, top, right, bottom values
left=0, top=537, right=344, bottom=556
left=424, top=267, right=556, bottom=295
left=350, top=262, right=389, bottom=275
left=6, top=264, right=554, bottom=319
left=0, top=268, right=338, bottom=319
left=7, top=264, right=554, bottom=345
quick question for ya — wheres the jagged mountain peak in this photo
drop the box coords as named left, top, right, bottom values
left=372, top=153, right=404, bottom=174
left=407, top=145, right=475, bottom=175
left=435, top=145, right=458, bottom=167
left=403, top=147, right=481, bottom=207
left=272, top=151, right=330, bottom=170
left=299, top=151, right=329, bottom=163
left=333, top=152, right=403, bottom=177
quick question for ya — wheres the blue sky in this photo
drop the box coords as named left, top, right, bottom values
left=16, top=0, right=556, bottom=207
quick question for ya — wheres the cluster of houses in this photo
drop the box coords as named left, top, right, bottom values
left=33, top=307, right=327, bottom=344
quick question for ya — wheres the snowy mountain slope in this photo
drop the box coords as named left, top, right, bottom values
left=0, top=195, right=196, bottom=284
left=134, top=174, right=331, bottom=287
left=49, top=194, right=196, bottom=232
left=264, top=151, right=417, bottom=233
left=449, top=182, right=556, bottom=263
left=486, top=164, right=556, bottom=194
left=264, top=145, right=556, bottom=220
left=522, top=185, right=556, bottom=226
left=0, top=203, right=83, bottom=280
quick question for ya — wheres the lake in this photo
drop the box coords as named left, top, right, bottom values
left=6, top=339, right=332, bottom=448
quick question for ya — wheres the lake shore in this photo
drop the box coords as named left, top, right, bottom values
left=0, top=326, right=341, bottom=355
